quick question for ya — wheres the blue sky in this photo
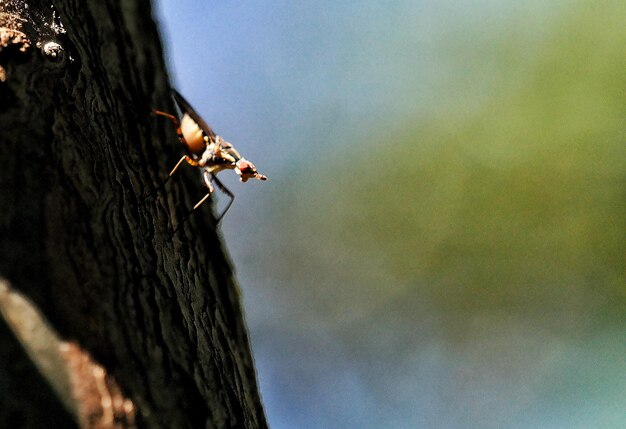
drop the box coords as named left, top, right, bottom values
left=153, top=2, right=625, bottom=428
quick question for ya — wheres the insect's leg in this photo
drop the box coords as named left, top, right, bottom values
left=143, top=156, right=198, bottom=203
left=148, top=110, right=194, bottom=201
left=171, top=171, right=214, bottom=235
left=169, top=155, right=198, bottom=177
left=143, top=156, right=193, bottom=199
left=153, top=110, right=180, bottom=126
left=170, top=172, right=226, bottom=235
left=193, top=170, right=215, bottom=210
left=211, top=174, right=235, bottom=222
left=153, top=110, right=188, bottom=153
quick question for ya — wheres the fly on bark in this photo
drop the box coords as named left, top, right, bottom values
left=153, top=90, right=267, bottom=222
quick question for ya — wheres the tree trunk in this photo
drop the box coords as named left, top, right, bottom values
left=0, top=1, right=268, bottom=428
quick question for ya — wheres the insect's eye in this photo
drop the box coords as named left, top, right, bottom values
left=238, top=160, right=254, bottom=173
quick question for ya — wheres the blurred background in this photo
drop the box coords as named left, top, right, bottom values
left=154, top=1, right=625, bottom=428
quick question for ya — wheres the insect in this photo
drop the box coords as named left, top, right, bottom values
left=154, top=90, right=267, bottom=221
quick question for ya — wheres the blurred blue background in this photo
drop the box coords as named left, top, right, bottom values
left=154, top=1, right=625, bottom=428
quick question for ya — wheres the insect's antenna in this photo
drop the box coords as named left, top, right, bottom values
left=212, top=175, right=235, bottom=222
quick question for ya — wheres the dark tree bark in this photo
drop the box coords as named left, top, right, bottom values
left=0, top=1, right=268, bottom=428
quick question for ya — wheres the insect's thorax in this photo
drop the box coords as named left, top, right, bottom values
left=197, top=142, right=241, bottom=174
left=178, top=108, right=249, bottom=176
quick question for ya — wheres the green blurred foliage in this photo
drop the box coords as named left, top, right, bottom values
left=298, top=0, right=625, bottom=333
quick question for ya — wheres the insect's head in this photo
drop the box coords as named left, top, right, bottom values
left=235, top=159, right=267, bottom=183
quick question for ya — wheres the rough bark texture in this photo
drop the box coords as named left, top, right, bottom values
left=0, top=1, right=268, bottom=428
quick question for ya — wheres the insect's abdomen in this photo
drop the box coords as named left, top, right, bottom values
left=180, top=114, right=206, bottom=154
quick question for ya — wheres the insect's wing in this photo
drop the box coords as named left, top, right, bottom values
left=172, top=89, right=217, bottom=140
